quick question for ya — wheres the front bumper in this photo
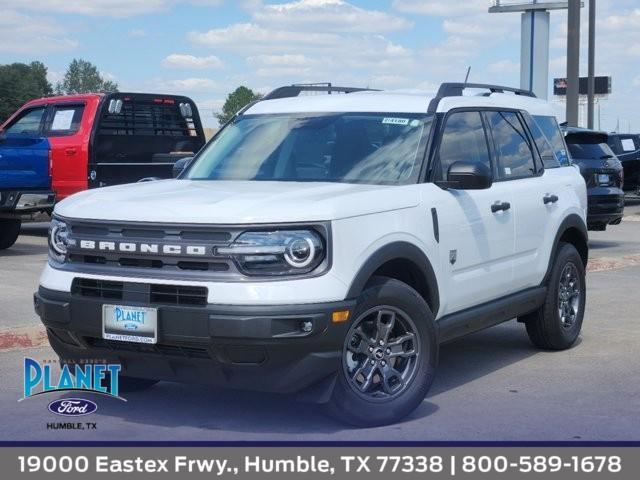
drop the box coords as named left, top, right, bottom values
left=0, top=190, right=55, bottom=214
left=34, top=286, right=356, bottom=399
left=587, top=189, right=624, bottom=226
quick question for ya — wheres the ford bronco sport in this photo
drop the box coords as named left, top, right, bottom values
left=34, top=83, right=588, bottom=426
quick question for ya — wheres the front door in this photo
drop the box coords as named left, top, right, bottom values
left=432, top=110, right=516, bottom=316
left=0, top=106, right=50, bottom=190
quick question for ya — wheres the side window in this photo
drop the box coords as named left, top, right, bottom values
left=620, top=136, right=639, bottom=152
left=46, top=104, right=85, bottom=136
left=607, top=137, right=621, bottom=154
left=487, top=111, right=536, bottom=180
left=436, top=111, right=491, bottom=180
left=532, top=115, right=569, bottom=166
left=526, top=115, right=560, bottom=169
left=4, top=107, right=46, bottom=135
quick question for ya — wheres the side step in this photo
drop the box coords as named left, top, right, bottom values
left=437, top=287, right=547, bottom=344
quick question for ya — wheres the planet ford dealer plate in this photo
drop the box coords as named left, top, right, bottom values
left=102, top=305, right=158, bottom=344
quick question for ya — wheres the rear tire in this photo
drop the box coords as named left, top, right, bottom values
left=327, top=276, right=438, bottom=427
left=0, top=219, right=21, bottom=250
left=521, top=243, right=586, bottom=350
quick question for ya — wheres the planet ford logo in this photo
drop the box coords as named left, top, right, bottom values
left=78, top=240, right=207, bottom=256
left=48, top=398, right=98, bottom=417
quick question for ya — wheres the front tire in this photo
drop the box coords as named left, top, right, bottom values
left=0, top=219, right=21, bottom=250
left=327, top=277, right=438, bottom=427
left=521, top=243, right=586, bottom=350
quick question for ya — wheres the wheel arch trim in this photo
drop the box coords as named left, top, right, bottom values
left=544, top=213, right=588, bottom=284
left=345, top=241, right=440, bottom=316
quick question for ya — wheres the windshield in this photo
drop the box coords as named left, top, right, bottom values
left=186, top=112, right=432, bottom=185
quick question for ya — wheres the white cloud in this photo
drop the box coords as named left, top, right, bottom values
left=0, top=10, right=77, bottom=53
left=487, top=59, right=520, bottom=74
left=162, top=54, right=224, bottom=69
left=393, top=0, right=488, bottom=17
left=0, top=0, right=223, bottom=17
left=252, top=0, right=412, bottom=33
left=148, top=77, right=220, bottom=93
left=188, top=23, right=340, bottom=52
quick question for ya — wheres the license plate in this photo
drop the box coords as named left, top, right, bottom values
left=597, top=174, right=610, bottom=185
left=102, top=305, right=157, bottom=344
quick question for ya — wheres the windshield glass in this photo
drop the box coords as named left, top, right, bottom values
left=186, top=112, right=432, bottom=185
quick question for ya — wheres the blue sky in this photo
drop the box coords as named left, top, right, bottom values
left=0, top=0, right=638, bottom=130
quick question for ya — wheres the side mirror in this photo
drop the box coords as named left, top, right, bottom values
left=172, top=156, right=194, bottom=178
left=446, top=161, right=492, bottom=190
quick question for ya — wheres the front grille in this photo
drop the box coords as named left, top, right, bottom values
left=64, top=219, right=240, bottom=280
left=71, top=278, right=208, bottom=306
left=86, top=337, right=210, bottom=359
left=149, top=284, right=209, bottom=306
left=72, top=279, right=124, bottom=300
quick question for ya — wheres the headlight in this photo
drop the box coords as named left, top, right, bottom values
left=218, top=229, right=326, bottom=276
left=49, top=218, right=71, bottom=262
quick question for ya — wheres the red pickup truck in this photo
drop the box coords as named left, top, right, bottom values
left=0, top=92, right=206, bottom=200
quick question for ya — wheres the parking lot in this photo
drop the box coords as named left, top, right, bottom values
left=1, top=204, right=639, bottom=442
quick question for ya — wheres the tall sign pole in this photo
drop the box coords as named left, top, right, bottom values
left=489, top=2, right=575, bottom=100
left=567, top=0, right=581, bottom=127
left=587, top=0, right=596, bottom=129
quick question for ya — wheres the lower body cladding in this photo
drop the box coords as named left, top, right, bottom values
left=34, top=283, right=355, bottom=400
left=586, top=189, right=624, bottom=230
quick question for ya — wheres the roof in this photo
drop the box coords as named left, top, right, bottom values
left=245, top=90, right=560, bottom=117
left=24, top=93, right=104, bottom=106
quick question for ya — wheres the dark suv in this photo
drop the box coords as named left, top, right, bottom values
left=607, top=133, right=640, bottom=195
left=565, top=128, right=624, bottom=230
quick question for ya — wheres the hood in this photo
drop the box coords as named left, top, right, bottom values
left=54, top=179, right=419, bottom=224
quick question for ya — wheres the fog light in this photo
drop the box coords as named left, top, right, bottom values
left=301, top=321, right=313, bottom=333
left=332, top=310, right=350, bottom=323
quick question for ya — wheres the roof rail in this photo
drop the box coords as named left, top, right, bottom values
left=427, top=82, right=536, bottom=113
left=262, top=83, right=379, bottom=100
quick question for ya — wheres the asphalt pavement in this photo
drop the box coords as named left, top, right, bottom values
left=0, top=203, right=639, bottom=441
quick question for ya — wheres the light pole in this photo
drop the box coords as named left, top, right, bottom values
left=587, top=0, right=596, bottom=129
left=489, top=1, right=575, bottom=99
left=566, top=0, right=581, bottom=127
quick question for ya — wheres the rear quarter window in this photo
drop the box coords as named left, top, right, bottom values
left=46, top=104, right=85, bottom=136
left=532, top=115, right=569, bottom=166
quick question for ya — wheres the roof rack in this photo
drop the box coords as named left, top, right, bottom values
left=427, top=82, right=536, bottom=113
left=262, top=83, right=379, bottom=100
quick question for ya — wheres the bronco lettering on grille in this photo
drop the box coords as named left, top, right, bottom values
left=79, top=240, right=207, bottom=256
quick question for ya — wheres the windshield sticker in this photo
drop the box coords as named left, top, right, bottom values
left=382, top=117, right=410, bottom=126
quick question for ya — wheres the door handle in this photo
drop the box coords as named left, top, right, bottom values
left=543, top=194, right=559, bottom=204
left=491, top=201, right=511, bottom=213
left=65, top=148, right=77, bottom=156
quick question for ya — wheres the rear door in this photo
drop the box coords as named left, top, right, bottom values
left=44, top=102, right=89, bottom=199
left=433, top=110, right=516, bottom=314
left=0, top=106, right=50, bottom=190
left=485, top=110, right=561, bottom=290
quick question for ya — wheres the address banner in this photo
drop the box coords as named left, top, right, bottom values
left=3, top=446, right=638, bottom=479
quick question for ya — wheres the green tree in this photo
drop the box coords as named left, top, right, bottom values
left=55, top=58, right=118, bottom=95
left=216, top=86, right=262, bottom=125
left=0, top=62, right=53, bottom=123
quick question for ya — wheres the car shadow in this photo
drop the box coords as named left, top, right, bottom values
left=588, top=240, right=620, bottom=250
left=95, top=320, right=543, bottom=436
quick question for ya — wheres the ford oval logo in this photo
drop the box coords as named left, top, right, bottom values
left=48, top=398, right=98, bottom=417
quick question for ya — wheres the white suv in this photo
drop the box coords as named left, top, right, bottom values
left=35, top=83, right=588, bottom=426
